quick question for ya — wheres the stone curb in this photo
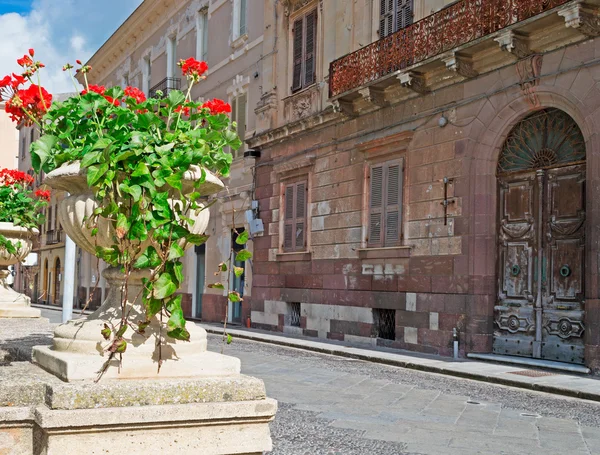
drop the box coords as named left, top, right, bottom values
left=200, top=324, right=600, bottom=403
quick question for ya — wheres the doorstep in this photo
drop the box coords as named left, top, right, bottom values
left=466, top=353, right=591, bottom=374
left=199, top=323, right=600, bottom=402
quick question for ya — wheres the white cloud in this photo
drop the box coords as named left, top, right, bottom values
left=0, top=0, right=142, bottom=94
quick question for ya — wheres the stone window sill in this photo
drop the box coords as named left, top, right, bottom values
left=276, top=251, right=312, bottom=262
left=357, top=246, right=411, bottom=259
left=230, top=33, right=248, bottom=50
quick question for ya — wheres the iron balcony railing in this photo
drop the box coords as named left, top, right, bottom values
left=46, top=229, right=62, bottom=245
left=329, top=0, right=571, bottom=98
left=149, top=77, right=181, bottom=98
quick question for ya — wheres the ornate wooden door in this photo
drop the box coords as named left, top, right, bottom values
left=494, top=108, right=586, bottom=364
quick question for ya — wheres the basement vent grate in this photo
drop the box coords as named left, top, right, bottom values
left=288, top=302, right=301, bottom=327
left=508, top=369, right=557, bottom=377
left=373, top=308, right=395, bottom=340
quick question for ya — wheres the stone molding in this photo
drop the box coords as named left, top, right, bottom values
left=356, top=130, right=414, bottom=159
left=273, top=154, right=316, bottom=177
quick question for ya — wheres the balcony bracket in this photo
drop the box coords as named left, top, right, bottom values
left=558, top=2, right=600, bottom=37
left=358, top=86, right=389, bottom=107
left=442, top=53, right=479, bottom=79
left=397, top=71, right=430, bottom=95
left=331, top=99, right=357, bottom=117
left=494, top=31, right=531, bottom=59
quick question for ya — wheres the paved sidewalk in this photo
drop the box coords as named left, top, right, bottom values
left=200, top=323, right=600, bottom=402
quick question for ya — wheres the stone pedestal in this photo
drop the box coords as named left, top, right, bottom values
left=0, top=362, right=276, bottom=455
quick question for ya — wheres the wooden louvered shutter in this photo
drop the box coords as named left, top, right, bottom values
left=295, top=182, right=306, bottom=249
left=397, top=0, right=413, bottom=30
left=292, top=18, right=304, bottom=92
left=384, top=161, right=403, bottom=246
left=304, top=10, right=317, bottom=87
left=368, top=165, right=384, bottom=247
left=236, top=93, right=247, bottom=157
left=239, top=0, right=247, bottom=36
left=380, top=0, right=393, bottom=37
left=284, top=184, right=295, bottom=250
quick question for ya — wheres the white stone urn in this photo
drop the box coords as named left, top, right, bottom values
left=0, top=222, right=41, bottom=318
left=32, top=162, right=240, bottom=381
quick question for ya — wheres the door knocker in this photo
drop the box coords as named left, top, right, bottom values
left=560, top=265, right=571, bottom=278
left=511, top=265, right=521, bottom=277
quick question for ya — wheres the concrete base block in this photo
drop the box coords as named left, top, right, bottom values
left=0, top=363, right=277, bottom=455
left=34, top=399, right=277, bottom=455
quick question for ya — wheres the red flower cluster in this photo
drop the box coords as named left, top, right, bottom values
left=201, top=98, right=231, bottom=115
left=174, top=105, right=191, bottom=116
left=0, top=49, right=52, bottom=126
left=123, top=86, right=146, bottom=104
left=178, top=58, right=208, bottom=81
left=34, top=189, right=51, bottom=202
left=0, top=169, right=34, bottom=186
left=81, top=84, right=119, bottom=106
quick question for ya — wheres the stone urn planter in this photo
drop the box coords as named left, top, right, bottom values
left=0, top=222, right=40, bottom=318
left=32, top=163, right=240, bottom=381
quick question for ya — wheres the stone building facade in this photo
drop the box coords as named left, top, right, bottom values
left=83, top=0, right=264, bottom=322
left=248, top=0, right=600, bottom=372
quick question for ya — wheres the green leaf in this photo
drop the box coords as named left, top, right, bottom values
left=129, top=220, right=148, bottom=241
left=226, top=334, right=233, bottom=345
left=219, top=262, right=228, bottom=272
left=100, top=324, right=111, bottom=340
left=87, top=163, right=109, bottom=186
left=186, top=234, right=209, bottom=245
left=168, top=90, right=186, bottom=107
left=234, top=266, right=244, bottom=278
left=145, top=298, right=162, bottom=319
left=174, top=262, right=184, bottom=284
left=235, top=230, right=249, bottom=245
left=116, top=213, right=130, bottom=239
left=153, top=273, right=177, bottom=299
left=168, top=243, right=185, bottom=260
left=115, top=340, right=127, bottom=353
left=207, top=283, right=225, bottom=290
left=167, top=327, right=190, bottom=341
left=165, top=171, right=183, bottom=190
left=235, top=249, right=252, bottom=262
left=132, top=162, right=150, bottom=177
left=31, top=135, right=58, bottom=172
left=228, top=291, right=241, bottom=302
left=80, top=151, right=102, bottom=168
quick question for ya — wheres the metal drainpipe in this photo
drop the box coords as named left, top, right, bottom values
left=453, top=328, right=459, bottom=359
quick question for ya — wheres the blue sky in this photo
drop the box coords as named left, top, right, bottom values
left=0, top=0, right=143, bottom=92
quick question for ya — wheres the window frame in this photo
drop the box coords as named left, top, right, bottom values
left=232, top=0, right=248, bottom=43
left=379, top=0, right=414, bottom=38
left=290, top=8, right=317, bottom=93
left=282, top=179, right=308, bottom=253
left=196, top=9, right=209, bottom=62
left=229, top=92, right=248, bottom=159
left=366, top=157, right=404, bottom=248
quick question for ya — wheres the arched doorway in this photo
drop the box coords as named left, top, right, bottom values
left=54, top=258, right=61, bottom=305
left=495, top=108, right=586, bottom=364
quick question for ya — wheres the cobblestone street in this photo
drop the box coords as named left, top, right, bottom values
left=207, top=334, right=600, bottom=455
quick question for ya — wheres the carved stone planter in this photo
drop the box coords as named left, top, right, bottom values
left=0, top=222, right=40, bottom=318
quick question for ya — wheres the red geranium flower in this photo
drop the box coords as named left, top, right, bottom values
left=178, top=58, right=208, bottom=80
left=201, top=98, right=231, bottom=115
left=17, top=54, right=33, bottom=67
left=35, top=189, right=51, bottom=202
left=0, top=169, right=34, bottom=186
left=81, top=84, right=106, bottom=96
left=4, top=84, right=52, bottom=126
left=123, top=86, right=146, bottom=104
left=174, top=105, right=190, bottom=116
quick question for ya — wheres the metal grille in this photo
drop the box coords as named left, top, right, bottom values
left=498, top=109, right=585, bottom=174
left=508, top=369, right=557, bottom=377
left=329, top=0, right=570, bottom=97
left=148, top=77, right=181, bottom=98
left=288, top=302, right=301, bottom=327
left=373, top=308, right=396, bottom=340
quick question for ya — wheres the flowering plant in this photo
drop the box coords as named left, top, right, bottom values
left=0, top=168, right=49, bottom=254
left=2, top=49, right=248, bottom=364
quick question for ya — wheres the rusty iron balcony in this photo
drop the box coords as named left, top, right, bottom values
left=149, top=77, right=181, bottom=99
left=329, top=0, right=590, bottom=100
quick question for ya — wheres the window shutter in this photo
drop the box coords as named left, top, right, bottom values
left=380, top=0, right=393, bottom=37
left=295, top=182, right=306, bottom=249
left=47, top=206, right=52, bottom=232
left=284, top=184, right=295, bottom=250
left=292, top=18, right=304, bottom=92
left=304, top=10, right=317, bottom=87
left=397, top=0, right=413, bottom=30
left=239, top=0, right=247, bottom=36
left=236, top=93, right=247, bottom=157
left=201, top=12, right=209, bottom=61
left=384, top=162, right=402, bottom=246
left=368, top=165, right=384, bottom=247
